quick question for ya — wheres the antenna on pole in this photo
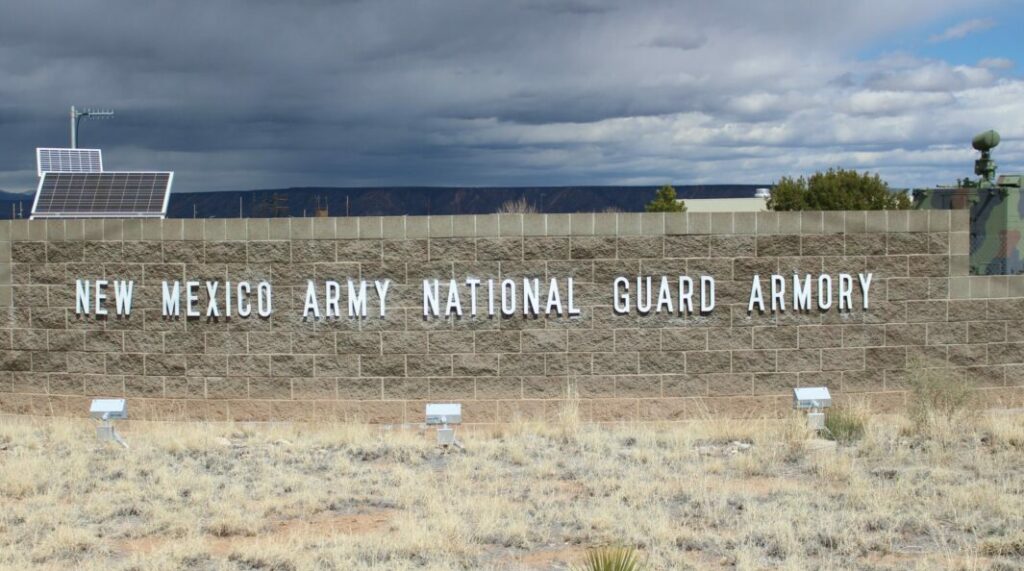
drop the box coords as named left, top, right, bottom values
left=70, top=106, right=115, bottom=148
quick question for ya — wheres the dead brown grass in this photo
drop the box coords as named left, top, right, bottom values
left=2, top=409, right=1024, bottom=570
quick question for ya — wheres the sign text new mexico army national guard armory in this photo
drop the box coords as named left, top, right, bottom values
left=71, top=272, right=874, bottom=319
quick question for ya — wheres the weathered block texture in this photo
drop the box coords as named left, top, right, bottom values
left=2, top=210, right=1016, bottom=423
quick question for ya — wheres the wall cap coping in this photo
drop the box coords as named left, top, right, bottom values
left=0, top=210, right=964, bottom=241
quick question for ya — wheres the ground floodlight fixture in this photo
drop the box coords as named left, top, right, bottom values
left=793, top=387, right=831, bottom=432
left=425, top=403, right=462, bottom=425
left=90, top=398, right=129, bottom=448
left=793, top=387, right=831, bottom=410
left=425, top=403, right=463, bottom=449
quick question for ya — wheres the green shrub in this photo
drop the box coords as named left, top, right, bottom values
left=645, top=184, right=686, bottom=213
left=574, top=546, right=645, bottom=571
left=768, top=168, right=909, bottom=211
left=823, top=407, right=866, bottom=444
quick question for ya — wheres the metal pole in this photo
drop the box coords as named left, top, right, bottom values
left=70, top=106, right=77, bottom=149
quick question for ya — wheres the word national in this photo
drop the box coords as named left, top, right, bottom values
left=71, top=273, right=873, bottom=319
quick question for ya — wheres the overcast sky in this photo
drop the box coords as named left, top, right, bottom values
left=1, top=0, right=1022, bottom=193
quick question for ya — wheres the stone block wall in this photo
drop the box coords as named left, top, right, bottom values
left=1, top=210, right=1022, bottom=423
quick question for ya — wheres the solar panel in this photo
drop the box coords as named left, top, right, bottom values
left=36, top=148, right=104, bottom=176
left=30, top=172, right=173, bottom=219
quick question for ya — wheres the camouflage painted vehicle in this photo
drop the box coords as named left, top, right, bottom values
left=913, top=130, right=1024, bottom=275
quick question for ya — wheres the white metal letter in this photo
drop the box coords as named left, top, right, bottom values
left=523, top=278, right=540, bottom=316
left=748, top=275, right=765, bottom=313
left=679, top=276, right=693, bottom=314
left=636, top=276, right=653, bottom=314
left=325, top=280, right=341, bottom=318
left=792, top=274, right=811, bottom=312
left=348, top=279, right=367, bottom=318
left=770, top=274, right=786, bottom=312
left=501, top=279, right=517, bottom=316
left=656, top=276, right=673, bottom=313
left=237, top=282, right=251, bottom=317
left=613, top=277, right=630, bottom=314
left=303, top=280, right=321, bottom=318
left=488, top=279, right=496, bottom=317
left=162, top=281, right=181, bottom=317
left=838, top=273, right=853, bottom=311
left=257, top=281, right=272, bottom=317
left=858, top=273, right=873, bottom=310
left=700, top=276, right=715, bottom=313
left=374, top=279, right=391, bottom=317
left=185, top=281, right=200, bottom=318
left=501, top=278, right=516, bottom=317
left=466, top=278, right=480, bottom=316
left=114, top=280, right=134, bottom=316
left=75, top=279, right=91, bottom=315
left=567, top=278, right=580, bottom=316
left=446, top=279, right=463, bottom=316
left=423, top=279, right=440, bottom=317
left=94, top=279, right=108, bottom=316
left=205, top=281, right=219, bottom=317
left=818, top=274, right=833, bottom=310
left=545, top=278, right=563, bottom=316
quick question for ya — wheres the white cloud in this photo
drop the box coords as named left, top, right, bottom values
left=866, top=62, right=995, bottom=92
left=844, top=91, right=956, bottom=116
left=978, top=57, right=1015, bottom=69
left=928, top=18, right=995, bottom=42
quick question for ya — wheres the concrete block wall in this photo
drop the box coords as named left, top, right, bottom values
left=1, top=210, right=1022, bottom=423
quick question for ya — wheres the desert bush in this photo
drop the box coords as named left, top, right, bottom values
left=907, top=369, right=977, bottom=428
left=824, top=406, right=867, bottom=444
left=497, top=197, right=538, bottom=214
left=555, top=381, right=582, bottom=442
left=811, top=452, right=854, bottom=484
left=979, top=533, right=1024, bottom=557
left=574, top=546, right=645, bottom=571
left=778, top=413, right=810, bottom=463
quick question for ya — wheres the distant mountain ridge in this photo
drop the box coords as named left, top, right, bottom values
left=0, top=190, right=32, bottom=219
left=0, top=190, right=31, bottom=201
left=0, top=185, right=765, bottom=219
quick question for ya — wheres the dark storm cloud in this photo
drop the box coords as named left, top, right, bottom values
left=0, top=0, right=1016, bottom=192
left=645, top=34, right=708, bottom=51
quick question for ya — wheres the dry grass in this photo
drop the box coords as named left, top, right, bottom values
left=2, top=408, right=1024, bottom=570
left=497, top=197, right=539, bottom=214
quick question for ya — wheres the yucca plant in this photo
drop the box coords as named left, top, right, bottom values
left=574, top=546, right=645, bottom=571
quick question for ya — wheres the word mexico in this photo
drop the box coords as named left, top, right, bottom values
left=72, top=273, right=874, bottom=319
